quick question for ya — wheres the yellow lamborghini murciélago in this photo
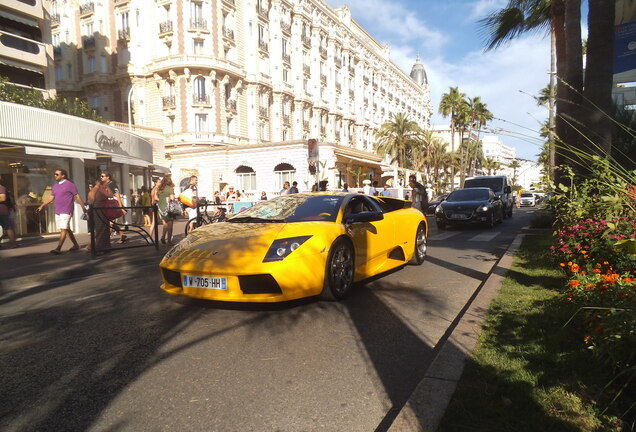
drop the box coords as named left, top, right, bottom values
left=159, top=192, right=427, bottom=302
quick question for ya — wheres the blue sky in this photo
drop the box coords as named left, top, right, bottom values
left=331, top=0, right=553, bottom=161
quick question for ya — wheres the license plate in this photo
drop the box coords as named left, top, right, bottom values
left=183, top=275, right=227, bottom=290
left=450, top=214, right=468, bottom=220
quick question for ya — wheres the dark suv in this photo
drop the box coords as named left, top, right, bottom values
left=463, top=175, right=513, bottom=218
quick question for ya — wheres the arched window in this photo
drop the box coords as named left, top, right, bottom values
left=274, top=163, right=295, bottom=190
left=194, top=76, right=207, bottom=103
left=235, top=165, right=256, bottom=191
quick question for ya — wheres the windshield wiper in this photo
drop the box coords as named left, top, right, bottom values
left=228, top=216, right=285, bottom=223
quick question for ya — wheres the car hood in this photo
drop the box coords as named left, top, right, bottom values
left=440, top=200, right=490, bottom=210
left=160, top=221, right=334, bottom=272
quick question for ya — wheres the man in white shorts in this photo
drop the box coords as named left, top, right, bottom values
left=37, top=169, right=87, bottom=254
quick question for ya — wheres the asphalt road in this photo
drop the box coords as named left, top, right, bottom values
left=0, top=208, right=537, bottom=432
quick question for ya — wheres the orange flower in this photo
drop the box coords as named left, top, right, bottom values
left=571, top=264, right=580, bottom=273
left=586, top=283, right=595, bottom=290
left=581, top=271, right=587, bottom=275
left=566, top=292, right=574, bottom=300
left=592, top=268, right=602, bottom=273
left=583, top=335, right=592, bottom=344
left=568, top=261, right=573, bottom=266
left=570, top=280, right=580, bottom=287
left=603, top=261, right=609, bottom=265
left=560, top=263, right=566, bottom=267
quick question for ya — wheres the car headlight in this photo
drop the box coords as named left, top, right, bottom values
left=477, top=205, right=490, bottom=212
left=263, top=236, right=312, bottom=262
left=435, top=205, right=444, bottom=214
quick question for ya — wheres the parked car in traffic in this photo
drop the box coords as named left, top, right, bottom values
left=463, top=175, right=513, bottom=218
left=426, top=194, right=448, bottom=215
left=435, top=187, right=504, bottom=229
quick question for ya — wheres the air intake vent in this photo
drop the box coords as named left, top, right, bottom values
left=239, top=274, right=282, bottom=294
left=388, top=247, right=405, bottom=261
left=162, top=268, right=182, bottom=288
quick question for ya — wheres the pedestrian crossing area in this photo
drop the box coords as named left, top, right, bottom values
left=429, top=230, right=502, bottom=242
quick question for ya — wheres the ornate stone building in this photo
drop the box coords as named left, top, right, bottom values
left=51, top=0, right=431, bottom=196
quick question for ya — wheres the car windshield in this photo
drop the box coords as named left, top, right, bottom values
left=463, top=178, right=503, bottom=192
left=227, top=194, right=344, bottom=223
left=446, top=189, right=489, bottom=202
left=521, top=193, right=534, bottom=197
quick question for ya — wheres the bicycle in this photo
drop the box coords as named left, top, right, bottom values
left=185, top=200, right=227, bottom=235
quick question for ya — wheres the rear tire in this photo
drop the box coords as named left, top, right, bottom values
left=320, top=238, right=355, bottom=301
left=410, top=223, right=427, bottom=265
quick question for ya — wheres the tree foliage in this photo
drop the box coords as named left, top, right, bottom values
left=0, top=76, right=103, bottom=122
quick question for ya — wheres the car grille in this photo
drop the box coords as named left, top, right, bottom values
left=162, top=268, right=182, bottom=288
left=239, top=274, right=282, bottom=294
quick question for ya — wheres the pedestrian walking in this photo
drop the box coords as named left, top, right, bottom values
left=36, top=169, right=87, bottom=254
left=180, top=175, right=199, bottom=223
left=140, top=185, right=151, bottom=226
left=0, top=181, right=18, bottom=248
left=408, top=175, right=428, bottom=214
left=156, top=174, right=176, bottom=244
left=362, top=179, right=375, bottom=195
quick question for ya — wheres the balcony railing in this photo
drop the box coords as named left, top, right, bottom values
left=303, top=64, right=310, bottom=75
left=258, top=40, right=268, bottom=52
left=349, top=65, right=355, bottom=75
left=80, top=2, right=95, bottom=15
left=118, top=27, right=130, bottom=41
left=320, top=126, right=326, bottom=135
left=334, top=57, right=342, bottom=67
left=162, top=95, right=176, bottom=108
left=259, top=106, right=268, bottom=117
left=281, top=22, right=291, bottom=34
left=303, top=120, right=309, bottom=130
left=226, top=99, right=237, bottom=111
left=51, top=14, right=60, bottom=25
left=189, top=18, right=207, bottom=30
left=319, top=46, right=327, bottom=58
left=363, top=75, right=369, bottom=84
left=222, top=26, right=234, bottom=40
left=257, top=6, right=268, bottom=19
left=320, top=73, right=326, bottom=83
left=349, top=90, right=354, bottom=99
left=282, top=114, right=290, bottom=125
left=159, top=21, right=173, bottom=34
left=193, top=94, right=210, bottom=105
left=335, top=83, right=341, bottom=92
left=301, top=35, right=311, bottom=47
left=82, top=35, right=95, bottom=49
left=0, top=31, right=46, bottom=67
left=282, top=53, right=290, bottom=64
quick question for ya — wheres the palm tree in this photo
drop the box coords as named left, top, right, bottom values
left=439, top=87, right=467, bottom=188
left=508, top=159, right=521, bottom=186
left=480, top=0, right=615, bottom=179
left=349, top=166, right=363, bottom=187
left=483, top=157, right=501, bottom=175
left=374, top=112, right=424, bottom=169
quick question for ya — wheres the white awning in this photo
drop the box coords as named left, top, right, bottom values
left=25, top=146, right=96, bottom=160
left=0, top=9, right=39, bottom=28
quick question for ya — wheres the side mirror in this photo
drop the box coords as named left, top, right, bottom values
left=493, top=196, right=501, bottom=201
left=344, top=211, right=384, bottom=224
left=504, top=186, right=512, bottom=194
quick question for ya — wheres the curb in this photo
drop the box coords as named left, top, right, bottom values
left=387, top=233, right=526, bottom=432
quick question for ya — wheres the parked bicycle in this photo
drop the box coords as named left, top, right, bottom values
left=185, top=200, right=227, bottom=235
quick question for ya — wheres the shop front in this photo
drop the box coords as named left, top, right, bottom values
left=0, top=102, right=154, bottom=238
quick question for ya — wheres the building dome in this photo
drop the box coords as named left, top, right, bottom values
left=410, top=55, right=428, bottom=86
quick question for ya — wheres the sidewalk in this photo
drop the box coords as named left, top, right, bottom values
left=0, top=219, right=188, bottom=290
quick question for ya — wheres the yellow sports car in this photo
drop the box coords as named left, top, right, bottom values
left=159, top=192, right=427, bottom=302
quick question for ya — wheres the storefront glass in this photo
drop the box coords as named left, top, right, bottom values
left=0, top=152, right=71, bottom=236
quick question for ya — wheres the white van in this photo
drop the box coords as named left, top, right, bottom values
left=463, top=175, right=514, bottom=218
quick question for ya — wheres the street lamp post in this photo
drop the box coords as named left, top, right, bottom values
left=127, top=81, right=141, bottom=131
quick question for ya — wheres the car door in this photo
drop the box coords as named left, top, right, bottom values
left=344, top=196, right=395, bottom=278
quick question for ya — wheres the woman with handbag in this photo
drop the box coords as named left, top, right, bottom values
left=156, top=174, right=177, bottom=244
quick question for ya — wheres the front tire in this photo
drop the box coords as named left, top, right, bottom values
left=410, top=223, right=427, bottom=265
left=320, top=238, right=355, bottom=301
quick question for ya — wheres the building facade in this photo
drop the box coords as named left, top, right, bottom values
left=50, top=0, right=432, bottom=197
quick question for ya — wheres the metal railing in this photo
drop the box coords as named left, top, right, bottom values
left=159, top=21, right=173, bottom=34
left=88, top=203, right=159, bottom=259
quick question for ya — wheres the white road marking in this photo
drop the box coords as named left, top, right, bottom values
left=430, top=232, right=461, bottom=241
left=468, top=232, right=501, bottom=242
left=75, top=289, right=124, bottom=302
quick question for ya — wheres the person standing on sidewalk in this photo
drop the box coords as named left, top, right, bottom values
left=0, top=181, right=18, bottom=248
left=409, top=174, right=428, bottom=214
left=36, top=169, right=87, bottom=254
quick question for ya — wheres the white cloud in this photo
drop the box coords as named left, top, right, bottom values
left=466, top=0, right=508, bottom=21
left=391, top=33, right=551, bottom=160
left=343, top=0, right=448, bottom=54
